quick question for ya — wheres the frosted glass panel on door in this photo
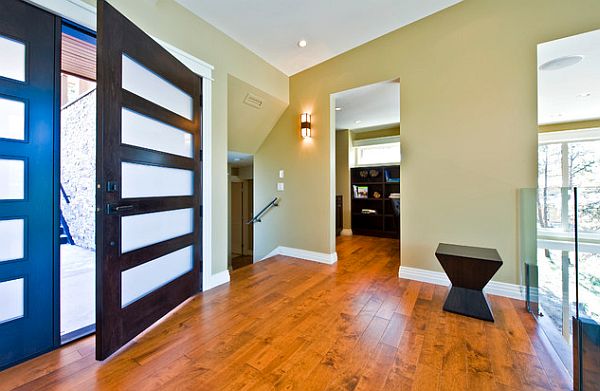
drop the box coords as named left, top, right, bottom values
left=121, top=55, right=193, bottom=120
left=0, top=219, right=24, bottom=262
left=0, top=278, right=24, bottom=324
left=0, top=97, right=25, bottom=140
left=121, top=245, right=193, bottom=307
left=121, top=162, right=193, bottom=198
left=0, top=159, right=24, bottom=199
left=121, top=208, right=193, bottom=253
left=0, top=35, right=25, bottom=82
left=121, top=108, right=193, bottom=157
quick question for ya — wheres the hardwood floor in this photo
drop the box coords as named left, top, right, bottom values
left=0, top=236, right=571, bottom=390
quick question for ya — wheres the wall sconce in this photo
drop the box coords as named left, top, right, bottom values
left=301, top=113, right=311, bottom=138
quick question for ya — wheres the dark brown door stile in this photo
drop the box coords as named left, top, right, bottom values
left=96, top=0, right=202, bottom=360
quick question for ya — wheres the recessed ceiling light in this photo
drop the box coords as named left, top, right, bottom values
left=335, top=107, right=342, bottom=111
left=577, top=92, right=592, bottom=98
left=539, top=55, right=584, bottom=71
left=355, top=120, right=362, bottom=124
left=297, top=40, right=307, bottom=48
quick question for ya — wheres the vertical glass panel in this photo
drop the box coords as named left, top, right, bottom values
left=0, top=278, right=24, bottom=324
left=121, top=245, right=193, bottom=307
left=121, top=208, right=193, bottom=253
left=576, top=186, right=600, bottom=326
left=121, top=55, right=193, bottom=120
left=121, top=162, right=193, bottom=198
left=0, top=97, right=25, bottom=140
left=0, top=159, right=25, bottom=200
left=121, top=108, right=193, bottom=157
left=0, top=219, right=24, bottom=262
left=0, top=35, right=25, bottom=82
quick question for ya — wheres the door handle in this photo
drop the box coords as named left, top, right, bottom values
left=106, top=204, right=135, bottom=215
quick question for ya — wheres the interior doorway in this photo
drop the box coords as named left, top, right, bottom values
left=331, top=80, right=401, bottom=250
left=228, top=151, right=254, bottom=270
left=59, top=23, right=97, bottom=343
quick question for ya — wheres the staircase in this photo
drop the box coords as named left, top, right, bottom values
left=59, top=213, right=75, bottom=245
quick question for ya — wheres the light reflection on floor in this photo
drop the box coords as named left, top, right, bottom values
left=60, top=244, right=95, bottom=336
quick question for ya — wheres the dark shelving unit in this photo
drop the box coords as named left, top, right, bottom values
left=351, top=165, right=400, bottom=238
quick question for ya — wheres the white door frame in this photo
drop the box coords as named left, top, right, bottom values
left=25, top=0, right=218, bottom=291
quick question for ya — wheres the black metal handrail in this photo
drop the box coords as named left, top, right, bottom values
left=60, top=183, right=71, bottom=204
left=247, top=197, right=279, bottom=224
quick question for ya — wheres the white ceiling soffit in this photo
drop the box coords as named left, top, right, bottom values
left=228, top=75, right=288, bottom=155
left=334, top=80, right=400, bottom=131
left=538, top=28, right=600, bottom=125
left=175, top=0, right=462, bottom=76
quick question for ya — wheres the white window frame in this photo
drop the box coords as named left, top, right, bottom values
left=352, top=135, right=401, bottom=167
left=537, top=127, right=600, bottom=249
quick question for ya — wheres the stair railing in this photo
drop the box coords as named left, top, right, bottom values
left=59, top=183, right=76, bottom=245
left=247, top=197, right=280, bottom=224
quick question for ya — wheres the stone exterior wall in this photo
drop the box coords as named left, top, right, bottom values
left=61, top=89, right=96, bottom=250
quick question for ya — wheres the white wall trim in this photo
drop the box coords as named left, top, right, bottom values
left=26, top=0, right=96, bottom=30
left=201, top=77, right=217, bottom=291
left=340, top=229, right=353, bottom=236
left=26, top=0, right=215, bottom=80
left=203, top=270, right=230, bottom=291
left=260, top=246, right=338, bottom=265
left=398, top=266, right=525, bottom=301
left=538, top=127, right=600, bottom=144
left=30, top=0, right=221, bottom=291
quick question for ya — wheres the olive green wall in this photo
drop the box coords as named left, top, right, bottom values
left=255, top=0, right=600, bottom=284
left=87, top=0, right=289, bottom=275
left=335, top=130, right=351, bottom=231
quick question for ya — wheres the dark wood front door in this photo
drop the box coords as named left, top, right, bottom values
left=96, top=0, right=202, bottom=360
left=0, top=0, right=57, bottom=370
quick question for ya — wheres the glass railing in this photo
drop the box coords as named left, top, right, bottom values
left=520, top=186, right=600, bottom=389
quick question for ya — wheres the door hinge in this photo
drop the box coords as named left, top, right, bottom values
left=106, top=181, right=119, bottom=193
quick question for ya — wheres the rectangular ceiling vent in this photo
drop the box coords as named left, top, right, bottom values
left=243, top=92, right=263, bottom=109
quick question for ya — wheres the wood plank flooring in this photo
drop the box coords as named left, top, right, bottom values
left=0, top=236, right=572, bottom=390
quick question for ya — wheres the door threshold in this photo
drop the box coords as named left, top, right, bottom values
left=60, top=324, right=95, bottom=345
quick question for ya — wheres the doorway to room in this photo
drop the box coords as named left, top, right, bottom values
left=228, top=151, right=254, bottom=270
left=331, top=80, right=401, bottom=254
left=59, top=22, right=97, bottom=343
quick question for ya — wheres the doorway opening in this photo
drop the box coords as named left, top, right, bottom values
left=228, top=151, right=254, bottom=271
left=59, top=23, right=97, bottom=343
left=331, top=80, right=401, bottom=252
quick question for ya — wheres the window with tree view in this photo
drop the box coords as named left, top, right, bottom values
left=537, top=129, right=600, bottom=337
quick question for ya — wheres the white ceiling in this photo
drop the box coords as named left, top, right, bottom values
left=538, top=28, right=600, bottom=125
left=228, top=151, right=253, bottom=167
left=175, top=0, right=462, bottom=76
left=334, top=80, right=400, bottom=131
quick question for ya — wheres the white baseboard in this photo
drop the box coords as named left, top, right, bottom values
left=203, top=270, right=230, bottom=291
left=260, top=246, right=338, bottom=265
left=398, top=266, right=524, bottom=300
left=340, top=229, right=353, bottom=236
